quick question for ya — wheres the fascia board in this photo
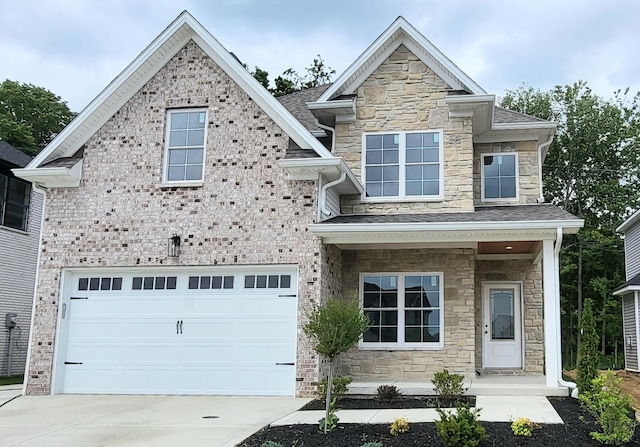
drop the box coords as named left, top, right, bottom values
left=310, top=219, right=584, bottom=234
left=278, top=158, right=363, bottom=193
left=613, top=285, right=640, bottom=296
left=307, top=99, right=355, bottom=111
left=617, top=209, right=640, bottom=233
left=493, top=122, right=558, bottom=130
left=318, top=17, right=485, bottom=102
left=444, top=94, right=496, bottom=105
left=13, top=161, right=82, bottom=187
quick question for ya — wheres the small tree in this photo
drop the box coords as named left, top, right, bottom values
left=577, top=298, right=599, bottom=394
left=303, top=298, right=369, bottom=433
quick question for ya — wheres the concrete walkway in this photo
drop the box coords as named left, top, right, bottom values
left=272, top=396, right=564, bottom=426
left=0, top=393, right=311, bottom=447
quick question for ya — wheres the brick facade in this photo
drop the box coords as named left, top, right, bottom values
left=26, top=40, right=323, bottom=396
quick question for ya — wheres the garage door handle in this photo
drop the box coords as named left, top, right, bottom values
left=64, top=361, right=83, bottom=365
left=276, top=362, right=295, bottom=366
left=176, top=320, right=179, bottom=334
left=179, top=320, right=183, bottom=334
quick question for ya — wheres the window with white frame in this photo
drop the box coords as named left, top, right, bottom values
left=481, top=153, right=518, bottom=200
left=363, top=131, right=442, bottom=199
left=0, top=172, right=31, bottom=231
left=165, top=109, right=207, bottom=182
left=361, top=273, right=443, bottom=349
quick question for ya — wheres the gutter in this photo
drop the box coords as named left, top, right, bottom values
left=537, top=134, right=554, bottom=202
left=554, top=227, right=579, bottom=397
left=314, top=118, right=347, bottom=217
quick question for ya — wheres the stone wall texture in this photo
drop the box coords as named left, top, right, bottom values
left=338, top=248, right=477, bottom=379
left=474, top=259, right=544, bottom=374
left=27, top=40, right=323, bottom=397
left=335, top=45, right=475, bottom=214
left=474, top=141, right=541, bottom=205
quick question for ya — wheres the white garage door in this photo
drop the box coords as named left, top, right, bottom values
left=56, top=267, right=298, bottom=396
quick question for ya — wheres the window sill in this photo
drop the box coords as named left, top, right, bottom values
left=480, top=197, right=520, bottom=204
left=0, top=225, right=29, bottom=235
left=361, top=196, right=444, bottom=203
left=158, top=181, right=204, bottom=189
left=358, top=343, right=444, bottom=351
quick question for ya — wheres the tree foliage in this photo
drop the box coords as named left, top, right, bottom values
left=248, top=55, right=336, bottom=97
left=0, top=79, right=76, bottom=155
left=500, top=82, right=640, bottom=368
left=577, top=299, right=599, bottom=393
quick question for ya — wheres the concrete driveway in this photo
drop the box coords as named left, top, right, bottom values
left=0, top=388, right=309, bottom=447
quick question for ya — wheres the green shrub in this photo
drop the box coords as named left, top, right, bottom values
left=579, top=370, right=636, bottom=445
left=377, top=384, right=402, bottom=402
left=317, top=375, right=352, bottom=401
left=360, top=442, right=384, bottom=447
left=260, top=442, right=284, bottom=447
left=389, top=417, right=410, bottom=436
left=436, top=405, right=486, bottom=447
left=432, top=369, right=467, bottom=399
left=318, top=397, right=340, bottom=433
left=511, top=417, right=540, bottom=437
left=577, top=298, right=600, bottom=394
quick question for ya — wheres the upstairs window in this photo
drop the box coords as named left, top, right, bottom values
left=481, top=153, right=518, bottom=201
left=164, top=109, right=207, bottom=182
left=363, top=131, right=442, bottom=200
left=0, top=173, right=31, bottom=231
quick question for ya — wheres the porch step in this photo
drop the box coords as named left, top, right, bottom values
left=347, top=376, right=569, bottom=397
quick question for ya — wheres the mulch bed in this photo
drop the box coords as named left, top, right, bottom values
left=300, top=396, right=476, bottom=410
left=237, top=398, right=640, bottom=447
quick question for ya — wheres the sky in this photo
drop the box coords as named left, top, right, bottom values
left=1, top=0, right=639, bottom=113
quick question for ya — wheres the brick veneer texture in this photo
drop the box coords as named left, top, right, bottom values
left=335, top=45, right=475, bottom=214
left=26, top=40, right=323, bottom=397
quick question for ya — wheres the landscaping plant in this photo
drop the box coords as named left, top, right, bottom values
left=317, top=375, right=352, bottom=402
left=579, top=370, right=636, bottom=445
left=511, top=417, right=540, bottom=437
left=577, top=298, right=599, bottom=394
left=260, top=442, right=284, bottom=447
left=359, top=442, right=383, bottom=447
left=436, top=405, right=486, bottom=447
left=432, top=369, right=467, bottom=401
left=303, top=298, right=369, bottom=434
left=317, top=397, right=340, bottom=433
left=389, top=417, right=410, bottom=436
left=377, top=384, right=402, bottom=402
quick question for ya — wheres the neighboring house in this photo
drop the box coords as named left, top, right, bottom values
left=14, top=12, right=583, bottom=397
left=0, top=140, right=43, bottom=377
left=614, top=210, right=640, bottom=372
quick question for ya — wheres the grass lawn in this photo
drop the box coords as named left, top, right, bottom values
left=0, top=375, right=23, bottom=386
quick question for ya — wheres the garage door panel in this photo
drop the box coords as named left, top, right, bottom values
left=60, top=268, right=297, bottom=396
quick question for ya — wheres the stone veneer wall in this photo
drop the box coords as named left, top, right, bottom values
left=27, top=40, right=324, bottom=397
left=473, top=141, right=540, bottom=205
left=335, top=45, right=474, bottom=214
left=338, top=248, right=476, bottom=379
left=474, top=259, right=544, bottom=374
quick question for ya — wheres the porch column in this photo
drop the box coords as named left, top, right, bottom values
left=542, top=238, right=560, bottom=388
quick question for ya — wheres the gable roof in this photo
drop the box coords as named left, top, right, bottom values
left=617, top=208, right=640, bottom=233
left=277, top=84, right=330, bottom=133
left=318, top=16, right=486, bottom=102
left=0, top=140, right=32, bottom=168
left=25, top=11, right=334, bottom=170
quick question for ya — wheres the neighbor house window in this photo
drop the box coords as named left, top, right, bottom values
left=361, top=273, right=443, bottom=349
left=0, top=173, right=31, bottom=231
left=164, top=109, right=207, bottom=182
left=363, top=131, right=443, bottom=199
left=481, top=153, right=518, bottom=200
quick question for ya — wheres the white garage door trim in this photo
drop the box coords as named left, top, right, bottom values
left=52, top=265, right=298, bottom=396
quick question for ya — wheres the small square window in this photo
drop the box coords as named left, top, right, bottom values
left=155, top=277, right=166, bottom=290
left=223, top=276, right=234, bottom=289
left=211, top=276, right=222, bottom=289
left=89, top=278, right=100, bottom=291
left=256, top=275, right=267, bottom=288
left=188, top=276, right=199, bottom=289
left=132, top=277, right=143, bottom=290
left=200, top=276, right=211, bottom=289
left=112, top=278, right=123, bottom=290
left=166, top=277, right=177, bottom=289
left=78, top=278, right=89, bottom=291
left=244, top=276, right=255, bottom=288
left=100, top=278, right=111, bottom=291
left=280, top=275, right=291, bottom=288
left=143, top=277, right=154, bottom=290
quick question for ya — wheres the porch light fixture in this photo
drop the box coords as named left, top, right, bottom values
left=168, top=235, right=181, bottom=257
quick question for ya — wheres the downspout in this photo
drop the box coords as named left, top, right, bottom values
left=554, top=227, right=579, bottom=397
left=22, top=183, right=47, bottom=396
left=537, top=134, right=553, bottom=203
left=315, top=119, right=345, bottom=218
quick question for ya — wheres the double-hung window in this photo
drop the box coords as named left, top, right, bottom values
left=0, top=173, right=31, bottom=231
left=363, top=130, right=443, bottom=200
left=164, top=109, right=207, bottom=182
left=361, top=273, right=443, bottom=349
left=481, top=153, right=518, bottom=201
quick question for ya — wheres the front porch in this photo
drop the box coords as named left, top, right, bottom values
left=346, top=375, right=569, bottom=397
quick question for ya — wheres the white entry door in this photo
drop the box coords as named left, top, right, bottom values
left=482, top=283, right=522, bottom=369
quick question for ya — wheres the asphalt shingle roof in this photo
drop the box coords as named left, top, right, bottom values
left=321, top=204, right=579, bottom=224
left=0, top=140, right=32, bottom=168
left=615, top=272, right=640, bottom=292
left=493, top=106, right=550, bottom=125
left=277, top=84, right=331, bottom=132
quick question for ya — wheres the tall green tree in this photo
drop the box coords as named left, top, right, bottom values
left=577, top=299, right=599, bottom=393
left=0, top=80, right=76, bottom=155
left=500, top=82, right=640, bottom=368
